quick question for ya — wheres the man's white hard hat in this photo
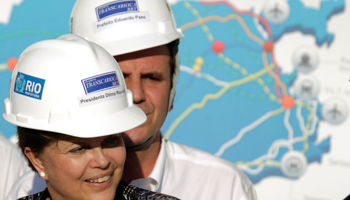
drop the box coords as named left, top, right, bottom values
left=3, top=34, right=146, bottom=138
left=70, top=0, right=184, bottom=110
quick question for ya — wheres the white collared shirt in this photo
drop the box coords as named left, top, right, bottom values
left=6, top=138, right=257, bottom=200
left=127, top=138, right=257, bottom=200
left=0, top=134, right=29, bottom=200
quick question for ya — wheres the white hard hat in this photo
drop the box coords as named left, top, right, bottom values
left=70, top=0, right=184, bottom=110
left=3, top=34, right=146, bottom=138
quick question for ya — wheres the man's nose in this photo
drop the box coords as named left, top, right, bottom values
left=125, top=77, right=145, bottom=104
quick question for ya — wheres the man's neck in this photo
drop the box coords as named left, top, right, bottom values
left=122, top=132, right=162, bottom=183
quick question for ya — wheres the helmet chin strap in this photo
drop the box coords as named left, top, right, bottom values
left=126, top=134, right=156, bottom=152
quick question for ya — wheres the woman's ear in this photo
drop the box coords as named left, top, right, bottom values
left=24, top=147, right=48, bottom=181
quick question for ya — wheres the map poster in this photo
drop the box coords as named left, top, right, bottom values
left=1, top=0, right=350, bottom=199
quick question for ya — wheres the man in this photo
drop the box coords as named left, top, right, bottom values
left=7, top=0, right=257, bottom=199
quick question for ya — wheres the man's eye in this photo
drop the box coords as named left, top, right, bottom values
left=122, top=73, right=129, bottom=79
left=143, top=74, right=161, bottom=81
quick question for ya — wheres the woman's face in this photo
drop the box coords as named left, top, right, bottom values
left=31, top=133, right=125, bottom=200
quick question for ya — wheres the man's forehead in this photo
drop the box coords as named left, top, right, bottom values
left=114, top=44, right=170, bottom=61
left=115, top=46, right=171, bottom=75
left=120, top=62, right=169, bottom=76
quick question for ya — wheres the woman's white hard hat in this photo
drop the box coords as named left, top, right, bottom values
left=3, top=34, right=146, bottom=138
left=70, top=0, right=184, bottom=110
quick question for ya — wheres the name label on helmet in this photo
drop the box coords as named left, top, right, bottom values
left=14, top=72, right=46, bottom=100
left=92, top=11, right=150, bottom=33
left=78, top=87, right=126, bottom=107
left=96, top=0, right=139, bottom=22
left=82, top=72, right=119, bottom=94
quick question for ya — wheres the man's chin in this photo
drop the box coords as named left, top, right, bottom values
left=121, top=130, right=160, bottom=149
left=121, top=131, right=147, bottom=147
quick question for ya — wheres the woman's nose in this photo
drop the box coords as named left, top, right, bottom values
left=90, top=148, right=110, bottom=169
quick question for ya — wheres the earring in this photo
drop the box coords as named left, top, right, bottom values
left=39, top=172, right=45, bottom=177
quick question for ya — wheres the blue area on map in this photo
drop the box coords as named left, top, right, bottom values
left=264, top=0, right=345, bottom=46
left=0, top=1, right=75, bottom=138
left=162, top=1, right=335, bottom=184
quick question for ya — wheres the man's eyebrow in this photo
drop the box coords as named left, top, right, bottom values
left=143, top=72, right=162, bottom=75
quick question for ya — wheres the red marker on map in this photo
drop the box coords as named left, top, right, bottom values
left=263, top=41, right=274, bottom=53
left=212, top=41, right=225, bottom=54
left=7, top=57, right=18, bottom=71
left=282, top=96, right=295, bottom=109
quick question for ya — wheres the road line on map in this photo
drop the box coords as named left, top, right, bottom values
left=215, top=109, right=278, bottom=157
left=195, top=1, right=289, bottom=101
left=182, top=1, right=282, bottom=103
left=296, top=101, right=318, bottom=136
left=246, top=139, right=289, bottom=163
left=304, top=101, right=318, bottom=136
left=308, top=102, right=319, bottom=137
left=295, top=100, right=319, bottom=153
left=184, top=2, right=214, bottom=42
left=219, top=53, right=279, bottom=102
left=0, top=30, right=63, bottom=41
left=180, top=65, right=229, bottom=87
left=305, top=102, right=318, bottom=135
left=181, top=14, right=265, bottom=46
left=237, top=139, right=291, bottom=174
left=296, top=102, right=311, bottom=153
left=253, top=18, right=268, bottom=40
left=186, top=1, right=288, bottom=101
left=201, top=1, right=272, bottom=36
left=181, top=63, right=279, bottom=103
left=0, top=63, right=7, bottom=72
left=238, top=160, right=280, bottom=168
left=272, top=53, right=281, bottom=76
left=251, top=135, right=303, bottom=167
left=262, top=51, right=288, bottom=97
left=239, top=164, right=265, bottom=175
left=164, top=66, right=274, bottom=139
left=238, top=102, right=318, bottom=173
left=257, top=139, right=292, bottom=162
left=182, top=57, right=279, bottom=103
left=242, top=101, right=318, bottom=170
left=296, top=103, right=306, bottom=134
left=284, top=109, right=294, bottom=142
left=240, top=160, right=280, bottom=175
left=180, top=2, right=298, bottom=168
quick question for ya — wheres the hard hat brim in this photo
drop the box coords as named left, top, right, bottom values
left=3, top=104, right=146, bottom=138
left=101, top=30, right=184, bottom=56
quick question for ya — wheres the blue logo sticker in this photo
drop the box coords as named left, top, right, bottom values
left=82, top=72, right=119, bottom=94
left=96, top=0, right=139, bottom=22
left=14, top=72, right=46, bottom=100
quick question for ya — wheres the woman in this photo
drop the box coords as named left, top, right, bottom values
left=3, top=34, right=179, bottom=200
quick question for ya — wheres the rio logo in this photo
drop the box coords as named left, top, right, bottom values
left=14, top=72, right=46, bottom=100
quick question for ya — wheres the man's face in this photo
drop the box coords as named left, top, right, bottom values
left=114, top=45, right=172, bottom=147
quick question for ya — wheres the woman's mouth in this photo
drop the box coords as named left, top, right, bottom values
left=86, top=175, right=111, bottom=183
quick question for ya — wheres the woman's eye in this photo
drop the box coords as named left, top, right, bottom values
left=69, top=146, right=85, bottom=153
left=103, top=136, right=119, bottom=148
